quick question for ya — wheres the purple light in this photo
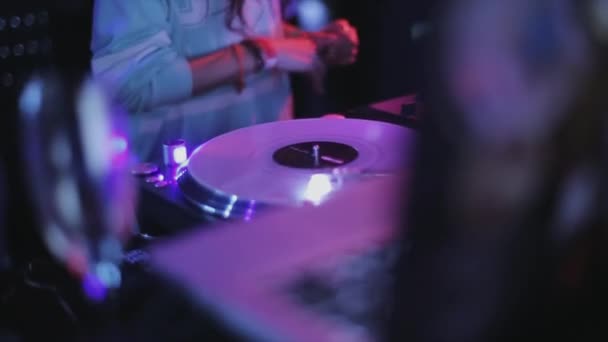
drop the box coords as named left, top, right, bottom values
left=243, top=208, right=253, bottom=222
left=82, top=272, right=107, bottom=302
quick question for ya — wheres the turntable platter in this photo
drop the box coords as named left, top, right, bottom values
left=180, top=118, right=416, bottom=213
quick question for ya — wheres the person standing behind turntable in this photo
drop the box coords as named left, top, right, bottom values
left=90, top=0, right=358, bottom=161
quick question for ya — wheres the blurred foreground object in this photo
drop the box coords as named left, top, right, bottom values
left=391, top=0, right=608, bottom=341
left=18, top=71, right=137, bottom=303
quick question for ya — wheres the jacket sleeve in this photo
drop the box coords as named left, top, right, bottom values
left=90, top=0, right=193, bottom=113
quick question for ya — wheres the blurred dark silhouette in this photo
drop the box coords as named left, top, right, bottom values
left=390, top=0, right=608, bottom=341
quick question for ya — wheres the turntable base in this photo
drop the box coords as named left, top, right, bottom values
left=135, top=96, right=418, bottom=234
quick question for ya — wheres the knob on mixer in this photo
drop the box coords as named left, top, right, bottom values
left=163, top=139, right=188, bottom=167
left=161, top=139, right=188, bottom=185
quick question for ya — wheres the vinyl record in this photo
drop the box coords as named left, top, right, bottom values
left=179, top=118, right=415, bottom=216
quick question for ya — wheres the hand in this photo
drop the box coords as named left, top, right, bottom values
left=258, top=37, right=327, bottom=93
left=263, top=37, right=323, bottom=73
left=313, top=19, right=359, bottom=65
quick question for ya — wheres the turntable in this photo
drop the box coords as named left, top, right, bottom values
left=135, top=98, right=418, bottom=235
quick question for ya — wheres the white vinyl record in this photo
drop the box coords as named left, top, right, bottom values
left=184, top=118, right=416, bottom=207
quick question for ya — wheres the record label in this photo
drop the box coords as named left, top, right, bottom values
left=272, top=141, right=359, bottom=169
